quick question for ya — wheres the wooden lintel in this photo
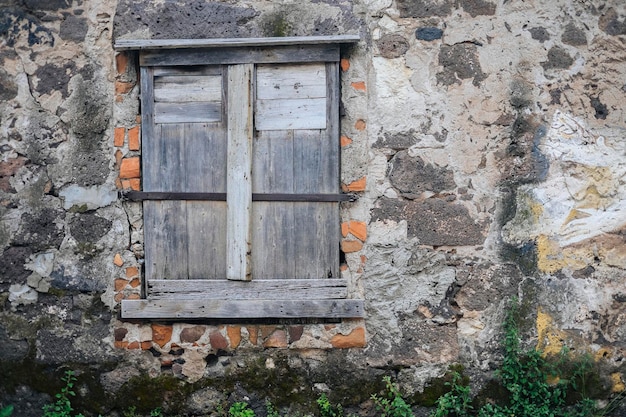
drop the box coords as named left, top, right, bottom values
left=121, top=191, right=356, bottom=202
left=121, top=299, right=365, bottom=319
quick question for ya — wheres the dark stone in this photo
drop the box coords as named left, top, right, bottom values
left=376, top=34, right=409, bottom=59
left=59, top=14, right=88, bottom=42
left=50, top=264, right=108, bottom=292
left=69, top=213, right=112, bottom=243
left=14, top=208, right=64, bottom=252
left=0, top=67, right=17, bottom=101
left=459, top=0, right=496, bottom=17
left=114, top=327, right=128, bottom=341
left=0, top=325, right=30, bottom=361
left=509, top=79, right=533, bottom=109
left=454, top=263, right=523, bottom=311
left=0, top=7, right=54, bottom=47
left=34, top=62, right=74, bottom=98
left=68, top=79, right=110, bottom=141
left=541, top=46, right=573, bottom=70
left=70, top=151, right=109, bottom=187
left=599, top=8, right=626, bottom=36
left=372, top=130, right=420, bottom=150
left=180, top=326, right=206, bottom=343
left=0, top=385, right=50, bottom=417
left=416, top=27, right=443, bottom=41
left=549, top=88, right=562, bottom=105
left=36, top=322, right=115, bottom=364
left=114, top=0, right=260, bottom=39
left=437, top=43, right=486, bottom=87
left=371, top=198, right=485, bottom=246
left=561, top=22, right=587, bottom=46
left=388, top=151, right=456, bottom=196
left=23, top=0, right=71, bottom=10
left=573, top=265, right=595, bottom=279
left=590, top=96, right=608, bottom=120
left=397, top=0, right=453, bottom=18
left=288, top=325, right=303, bottom=343
left=529, top=26, right=550, bottom=42
left=0, top=246, right=33, bottom=284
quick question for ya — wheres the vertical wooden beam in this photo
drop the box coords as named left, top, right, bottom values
left=226, top=64, right=254, bottom=281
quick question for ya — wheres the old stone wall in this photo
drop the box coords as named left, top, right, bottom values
left=1, top=0, right=626, bottom=415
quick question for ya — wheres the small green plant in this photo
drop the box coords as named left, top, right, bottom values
left=372, top=376, right=414, bottom=417
left=0, top=405, right=14, bottom=417
left=229, top=402, right=255, bottom=417
left=266, top=400, right=280, bottom=417
left=317, top=394, right=344, bottom=417
left=42, top=370, right=84, bottom=417
left=430, top=372, right=472, bottom=417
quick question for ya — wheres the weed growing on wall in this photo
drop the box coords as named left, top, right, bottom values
left=42, top=370, right=84, bottom=417
left=371, top=376, right=414, bottom=417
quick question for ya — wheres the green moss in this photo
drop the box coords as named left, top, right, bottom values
left=411, top=365, right=468, bottom=407
left=261, top=12, right=292, bottom=37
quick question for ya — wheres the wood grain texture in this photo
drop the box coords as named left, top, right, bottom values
left=226, top=63, right=254, bottom=281
left=148, top=279, right=348, bottom=299
left=121, top=298, right=365, bottom=319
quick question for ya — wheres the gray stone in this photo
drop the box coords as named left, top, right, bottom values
left=186, top=387, right=227, bottom=415
left=372, top=198, right=485, bottom=246
left=415, top=27, right=443, bottom=41
left=376, top=34, right=409, bottom=59
left=0, top=67, right=17, bottom=101
left=529, top=26, right=550, bottom=42
left=437, top=43, right=486, bottom=87
left=34, top=62, right=75, bottom=98
left=599, top=8, right=626, bottom=36
left=60, top=14, right=88, bottom=42
left=69, top=212, right=113, bottom=243
left=0, top=325, right=30, bottom=361
left=541, top=46, right=573, bottom=70
left=100, top=366, right=142, bottom=394
left=397, top=0, right=453, bottom=18
left=388, top=151, right=456, bottom=196
left=14, top=208, right=65, bottom=252
left=0, top=246, right=33, bottom=284
left=59, top=184, right=118, bottom=210
left=459, top=0, right=496, bottom=17
left=561, top=22, right=587, bottom=46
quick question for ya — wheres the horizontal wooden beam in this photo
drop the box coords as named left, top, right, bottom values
left=121, top=299, right=365, bottom=319
left=115, top=35, right=360, bottom=51
left=121, top=191, right=356, bottom=202
left=148, top=279, right=349, bottom=300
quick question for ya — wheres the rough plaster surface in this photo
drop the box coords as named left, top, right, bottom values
left=1, top=0, right=626, bottom=414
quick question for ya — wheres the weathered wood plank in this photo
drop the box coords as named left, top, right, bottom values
left=140, top=45, right=339, bottom=67
left=154, top=75, right=222, bottom=102
left=257, top=63, right=326, bottom=100
left=140, top=67, right=156, bottom=191
left=226, top=63, right=254, bottom=281
left=154, top=66, right=222, bottom=77
left=185, top=122, right=227, bottom=279
left=256, top=98, right=326, bottom=131
left=144, top=200, right=189, bottom=280
left=154, top=102, right=222, bottom=124
left=121, top=299, right=365, bottom=319
left=148, top=279, right=348, bottom=299
left=115, top=35, right=360, bottom=50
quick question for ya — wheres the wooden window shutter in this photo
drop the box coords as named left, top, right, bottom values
left=118, top=37, right=363, bottom=319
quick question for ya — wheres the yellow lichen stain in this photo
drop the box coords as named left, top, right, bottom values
left=610, top=372, right=625, bottom=393
left=530, top=201, right=544, bottom=219
left=536, top=308, right=567, bottom=356
left=536, top=235, right=590, bottom=273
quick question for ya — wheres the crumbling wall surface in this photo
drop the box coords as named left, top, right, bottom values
left=2, top=0, right=626, bottom=415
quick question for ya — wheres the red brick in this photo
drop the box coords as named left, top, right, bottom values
left=120, top=179, right=131, bottom=190
left=115, top=81, right=134, bottom=95
left=127, top=341, right=141, bottom=350
left=115, top=150, right=123, bottom=168
left=227, top=326, right=241, bottom=348
left=340, top=135, right=353, bottom=147
left=114, top=278, right=128, bottom=291
left=340, top=58, right=350, bottom=72
left=248, top=327, right=259, bottom=345
left=128, top=126, right=140, bottom=151
left=152, top=324, right=173, bottom=348
left=114, top=293, right=124, bottom=303
left=355, top=119, right=366, bottom=131
left=351, top=81, right=366, bottom=91
left=342, top=177, right=366, bottom=192
left=129, top=178, right=141, bottom=191
left=114, top=341, right=128, bottom=349
left=113, top=253, right=124, bottom=266
left=126, top=293, right=140, bottom=300
left=129, top=278, right=140, bottom=288
left=331, top=327, right=366, bottom=348
left=141, top=341, right=152, bottom=350
left=125, top=266, right=139, bottom=278
left=348, top=220, right=367, bottom=241
left=114, top=127, right=125, bottom=147
left=341, top=240, right=363, bottom=253
left=341, top=222, right=349, bottom=238
left=116, top=53, right=129, bottom=75
left=119, top=157, right=140, bottom=179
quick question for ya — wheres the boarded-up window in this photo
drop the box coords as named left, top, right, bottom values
left=117, top=37, right=363, bottom=319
